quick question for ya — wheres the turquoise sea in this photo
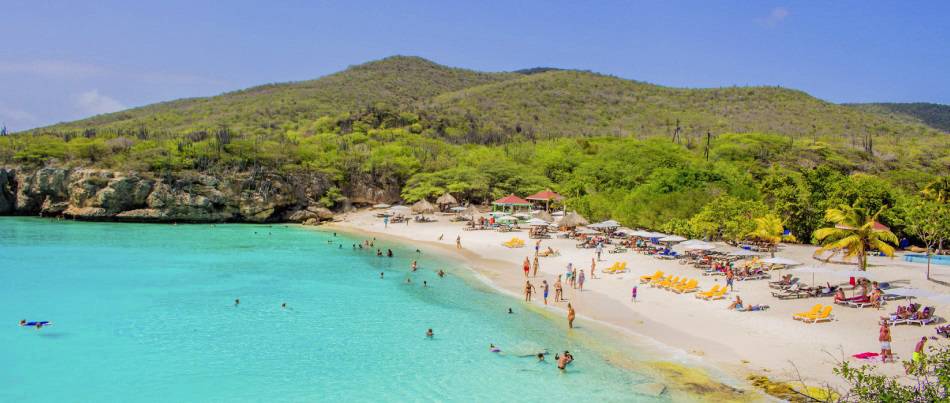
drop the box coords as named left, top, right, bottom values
left=0, top=217, right=672, bottom=402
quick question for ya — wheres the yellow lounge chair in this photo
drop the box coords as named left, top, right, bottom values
left=792, top=304, right=823, bottom=320
left=639, top=271, right=663, bottom=283
left=695, top=285, right=720, bottom=298
left=657, top=276, right=679, bottom=289
left=649, top=275, right=669, bottom=287
left=801, top=306, right=834, bottom=323
left=701, top=287, right=728, bottom=300
left=666, top=278, right=688, bottom=291
left=673, top=279, right=699, bottom=293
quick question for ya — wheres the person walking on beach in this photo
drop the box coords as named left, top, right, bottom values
left=566, top=263, right=574, bottom=289
left=595, top=242, right=603, bottom=261
left=879, top=320, right=893, bottom=363
left=524, top=281, right=536, bottom=302
left=554, top=277, right=563, bottom=302
left=590, top=257, right=596, bottom=279
left=532, top=255, right=539, bottom=277
left=631, top=286, right=638, bottom=303
left=541, top=280, right=550, bottom=305
left=523, top=257, right=531, bottom=278
left=909, top=336, right=927, bottom=373
left=384, top=216, right=389, bottom=228
left=725, top=268, right=735, bottom=291
left=577, top=269, right=586, bottom=290
left=535, top=239, right=541, bottom=256
left=567, top=303, right=576, bottom=329
left=456, top=235, right=461, bottom=249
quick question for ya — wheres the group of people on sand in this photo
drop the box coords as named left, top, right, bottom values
left=877, top=319, right=929, bottom=373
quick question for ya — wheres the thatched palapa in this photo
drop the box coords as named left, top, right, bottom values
left=411, top=199, right=436, bottom=214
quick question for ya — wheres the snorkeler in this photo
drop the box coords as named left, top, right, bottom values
left=426, top=328, right=434, bottom=338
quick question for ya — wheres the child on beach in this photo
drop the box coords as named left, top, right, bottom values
left=631, top=286, right=637, bottom=303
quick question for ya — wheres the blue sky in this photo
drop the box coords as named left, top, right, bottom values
left=1, top=1, right=948, bottom=131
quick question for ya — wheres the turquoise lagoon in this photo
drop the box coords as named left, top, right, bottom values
left=1, top=217, right=693, bottom=402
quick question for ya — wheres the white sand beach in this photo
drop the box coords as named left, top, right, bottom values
left=329, top=210, right=949, bottom=392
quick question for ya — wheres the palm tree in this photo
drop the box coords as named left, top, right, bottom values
left=746, top=214, right=783, bottom=257
left=813, top=203, right=897, bottom=271
left=922, top=176, right=950, bottom=204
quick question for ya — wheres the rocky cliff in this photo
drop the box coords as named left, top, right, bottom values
left=0, top=166, right=393, bottom=223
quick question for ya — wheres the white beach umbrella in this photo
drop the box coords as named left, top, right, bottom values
left=682, top=243, right=716, bottom=251
left=513, top=212, right=532, bottom=219
left=646, top=232, right=669, bottom=239
left=496, top=215, right=517, bottom=223
left=450, top=206, right=467, bottom=212
left=526, top=218, right=549, bottom=226
left=372, top=203, right=391, bottom=209
left=576, top=228, right=599, bottom=235
left=599, top=220, right=620, bottom=228
left=761, top=257, right=802, bottom=266
left=658, top=235, right=687, bottom=242
left=790, top=265, right=835, bottom=286
left=831, top=270, right=887, bottom=281
left=886, top=287, right=936, bottom=299
left=388, top=206, right=410, bottom=216
left=629, top=230, right=654, bottom=238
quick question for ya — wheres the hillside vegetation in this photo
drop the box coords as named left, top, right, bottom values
left=2, top=56, right=948, bottom=242
left=847, top=102, right=950, bottom=133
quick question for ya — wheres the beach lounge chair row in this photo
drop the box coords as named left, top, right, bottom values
left=651, top=276, right=699, bottom=293
left=695, top=285, right=728, bottom=300
left=602, top=262, right=628, bottom=274
left=887, top=306, right=939, bottom=326
left=792, top=304, right=834, bottom=323
left=639, top=271, right=663, bottom=284
left=502, top=238, right=525, bottom=248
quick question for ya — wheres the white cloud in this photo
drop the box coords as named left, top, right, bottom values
left=0, top=60, right=106, bottom=78
left=758, top=7, right=790, bottom=27
left=74, top=90, right=126, bottom=116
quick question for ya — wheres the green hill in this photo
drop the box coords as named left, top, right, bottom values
left=846, top=102, right=950, bottom=133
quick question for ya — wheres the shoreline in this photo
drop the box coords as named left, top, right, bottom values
left=324, top=217, right=761, bottom=397
left=326, top=210, right=950, bottom=396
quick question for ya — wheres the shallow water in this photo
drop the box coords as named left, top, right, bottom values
left=0, top=217, right=673, bottom=402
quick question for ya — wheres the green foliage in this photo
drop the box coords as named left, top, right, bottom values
left=833, top=343, right=949, bottom=402
left=688, top=195, right=767, bottom=242
left=848, top=102, right=950, bottom=133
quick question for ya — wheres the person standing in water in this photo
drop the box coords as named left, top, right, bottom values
left=380, top=272, right=384, bottom=279
left=523, top=257, right=531, bottom=278
left=426, top=328, right=434, bottom=338
left=577, top=269, right=586, bottom=290
left=567, top=303, right=576, bottom=329
left=541, top=280, right=550, bottom=305
left=411, top=260, right=418, bottom=271
left=234, top=298, right=240, bottom=307
left=456, top=235, right=461, bottom=249
left=524, top=281, right=536, bottom=302
left=554, top=277, right=563, bottom=302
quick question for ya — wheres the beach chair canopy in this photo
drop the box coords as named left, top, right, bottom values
left=658, top=235, right=687, bottom=242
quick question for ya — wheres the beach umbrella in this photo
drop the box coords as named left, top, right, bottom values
left=513, top=212, right=532, bottom=219
left=526, top=218, right=549, bottom=226
left=646, top=232, right=669, bottom=239
left=557, top=212, right=588, bottom=228
left=496, top=215, right=517, bottom=223
left=389, top=205, right=410, bottom=216
left=658, top=235, right=687, bottom=242
left=372, top=203, right=391, bottom=209
left=790, top=265, right=835, bottom=286
left=450, top=206, right=467, bottom=212
left=761, top=257, right=802, bottom=266
left=682, top=243, right=716, bottom=251
left=411, top=199, right=436, bottom=214
left=599, top=220, right=620, bottom=228
left=436, top=193, right=457, bottom=206
left=886, top=287, right=935, bottom=300
left=629, top=230, right=654, bottom=238
left=535, top=211, right=554, bottom=223
left=462, top=206, right=479, bottom=217
left=576, top=227, right=599, bottom=235
left=831, top=270, right=887, bottom=281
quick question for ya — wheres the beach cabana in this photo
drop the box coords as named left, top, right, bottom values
left=436, top=193, right=458, bottom=211
left=411, top=199, right=436, bottom=214
left=557, top=211, right=589, bottom=229
left=526, top=189, right=564, bottom=212
left=492, top=194, right=532, bottom=213
left=388, top=205, right=411, bottom=217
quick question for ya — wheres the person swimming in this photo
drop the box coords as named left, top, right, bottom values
left=380, top=272, right=384, bottom=279
left=437, top=269, right=445, bottom=278
left=537, top=353, right=545, bottom=362
left=426, top=328, right=434, bottom=338
left=281, top=303, right=287, bottom=309
left=508, top=308, right=514, bottom=314
left=387, top=249, right=393, bottom=257
left=489, top=344, right=501, bottom=353
left=235, top=298, right=240, bottom=306
left=556, top=351, right=574, bottom=370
